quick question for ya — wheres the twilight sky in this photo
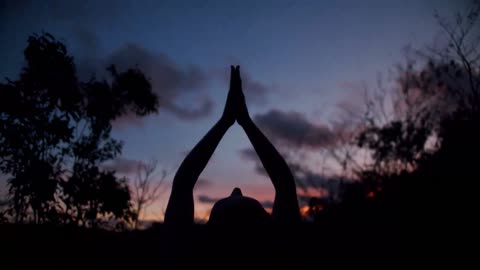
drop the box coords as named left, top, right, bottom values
left=0, top=0, right=465, bottom=220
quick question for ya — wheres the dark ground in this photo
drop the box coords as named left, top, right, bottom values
left=0, top=219, right=400, bottom=270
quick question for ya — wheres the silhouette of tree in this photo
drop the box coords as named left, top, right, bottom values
left=348, top=1, right=480, bottom=220
left=281, top=2, right=480, bottom=226
left=0, top=197, right=8, bottom=224
left=0, top=33, right=159, bottom=225
left=131, top=160, right=167, bottom=229
left=357, top=1, right=479, bottom=173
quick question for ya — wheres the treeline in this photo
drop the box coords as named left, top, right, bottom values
left=0, top=33, right=159, bottom=228
left=301, top=3, right=480, bottom=224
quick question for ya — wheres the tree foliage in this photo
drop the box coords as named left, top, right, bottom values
left=305, top=2, right=480, bottom=223
left=0, top=33, right=159, bottom=226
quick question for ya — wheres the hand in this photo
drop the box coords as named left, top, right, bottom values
left=231, top=66, right=250, bottom=126
left=221, top=66, right=238, bottom=127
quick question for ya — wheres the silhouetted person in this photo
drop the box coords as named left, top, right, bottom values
left=164, top=66, right=300, bottom=226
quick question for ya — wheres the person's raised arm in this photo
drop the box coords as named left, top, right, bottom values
left=232, top=66, right=301, bottom=224
left=164, top=67, right=237, bottom=226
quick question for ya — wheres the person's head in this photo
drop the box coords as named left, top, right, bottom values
left=208, top=187, right=271, bottom=226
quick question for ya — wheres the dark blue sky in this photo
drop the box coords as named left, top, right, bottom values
left=0, top=0, right=464, bottom=220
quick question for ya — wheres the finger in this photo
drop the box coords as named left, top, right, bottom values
left=229, top=65, right=235, bottom=89
left=232, top=66, right=240, bottom=84
left=236, top=66, right=242, bottom=91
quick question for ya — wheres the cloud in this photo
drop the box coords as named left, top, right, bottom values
left=197, top=195, right=221, bottom=204
left=195, top=178, right=213, bottom=189
left=103, top=43, right=213, bottom=124
left=253, top=109, right=336, bottom=149
left=164, top=97, right=214, bottom=121
left=76, top=43, right=214, bottom=126
left=239, top=147, right=340, bottom=195
left=238, top=148, right=267, bottom=176
left=289, top=163, right=340, bottom=193
left=240, top=71, right=269, bottom=104
left=239, top=148, right=258, bottom=161
left=102, top=157, right=143, bottom=175
left=110, top=113, right=148, bottom=128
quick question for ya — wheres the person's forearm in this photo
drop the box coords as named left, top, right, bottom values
left=165, top=118, right=230, bottom=225
left=241, top=117, right=296, bottom=195
left=242, top=117, right=300, bottom=222
left=172, top=118, right=230, bottom=191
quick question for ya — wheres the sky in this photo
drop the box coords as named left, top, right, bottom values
left=0, top=0, right=466, bottom=220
